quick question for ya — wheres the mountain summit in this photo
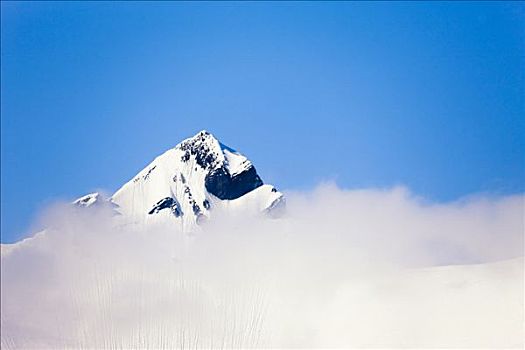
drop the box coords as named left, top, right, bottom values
left=77, top=130, right=284, bottom=230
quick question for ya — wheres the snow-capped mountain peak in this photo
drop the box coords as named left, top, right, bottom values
left=93, top=130, right=284, bottom=230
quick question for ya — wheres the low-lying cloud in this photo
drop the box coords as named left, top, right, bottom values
left=1, top=184, right=523, bottom=348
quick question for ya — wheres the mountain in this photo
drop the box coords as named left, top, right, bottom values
left=74, top=130, right=285, bottom=231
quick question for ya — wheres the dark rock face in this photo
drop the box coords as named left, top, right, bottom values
left=143, top=166, right=156, bottom=180
left=177, top=131, right=265, bottom=200
left=179, top=131, right=221, bottom=170
left=191, top=202, right=201, bottom=215
left=148, top=197, right=183, bottom=217
left=205, top=165, right=263, bottom=200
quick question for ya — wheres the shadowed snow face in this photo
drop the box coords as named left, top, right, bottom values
left=1, top=184, right=523, bottom=349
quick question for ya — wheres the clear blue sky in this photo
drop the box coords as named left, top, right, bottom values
left=1, top=1, right=524, bottom=243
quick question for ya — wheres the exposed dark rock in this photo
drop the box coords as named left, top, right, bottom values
left=143, top=166, right=156, bottom=180
left=148, top=197, right=183, bottom=217
left=178, top=131, right=221, bottom=170
left=172, top=206, right=182, bottom=217
left=192, top=202, right=201, bottom=216
left=148, top=197, right=173, bottom=214
left=203, top=199, right=211, bottom=210
left=205, top=165, right=263, bottom=200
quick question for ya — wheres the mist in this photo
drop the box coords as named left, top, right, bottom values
left=1, top=184, right=523, bottom=349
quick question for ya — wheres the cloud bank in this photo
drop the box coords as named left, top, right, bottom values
left=1, top=184, right=523, bottom=348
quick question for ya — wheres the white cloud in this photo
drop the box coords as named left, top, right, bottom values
left=1, top=184, right=523, bottom=348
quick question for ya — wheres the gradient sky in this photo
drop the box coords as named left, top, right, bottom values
left=1, top=1, right=524, bottom=243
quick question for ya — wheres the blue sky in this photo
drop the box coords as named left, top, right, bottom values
left=1, top=1, right=524, bottom=243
